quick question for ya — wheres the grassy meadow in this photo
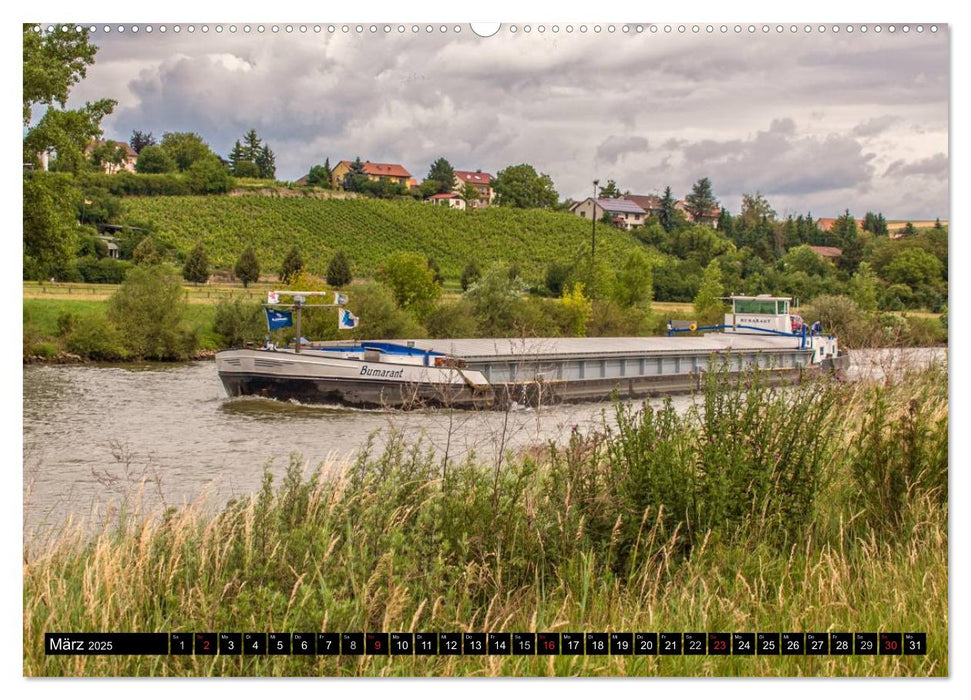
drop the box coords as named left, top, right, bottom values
left=23, top=362, right=948, bottom=677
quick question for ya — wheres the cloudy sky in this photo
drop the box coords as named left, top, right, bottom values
left=63, top=23, right=949, bottom=219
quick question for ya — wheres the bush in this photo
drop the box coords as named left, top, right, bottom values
left=186, top=157, right=234, bottom=195
left=424, top=299, right=479, bottom=338
left=279, top=247, right=304, bottom=285
left=56, top=312, right=78, bottom=338
left=30, top=342, right=59, bottom=359
left=234, top=247, right=260, bottom=287
left=347, top=282, right=424, bottom=340
left=460, top=260, right=481, bottom=292
left=65, top=316, right=129, bottom=361
left=76, top=256, right=131, bottom=283
left=182, top=244, right=211, bottom=284
left=214, top=299, right=266, bottom=348
left=77, top=171, right=192, bottom=196
left=108, top=266, right=197, bottom=360
left=801, top=294, right=875, bottom=348
left=326, top=250, right=352, bottom=288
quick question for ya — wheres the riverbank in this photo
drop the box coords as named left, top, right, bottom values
left=23, top=363, right=948, bottom=677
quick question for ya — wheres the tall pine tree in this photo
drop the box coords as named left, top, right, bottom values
left=255, top=144, right=275, bottom=179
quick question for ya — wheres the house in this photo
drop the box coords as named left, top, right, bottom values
left=453, top=169, right=495, bottom=208
left=425, top=193, right=466, bottom=210
left=809, top=245, right=843, bottom=260
left=86, top=140, right=138, bottom=174
left=675, top=199, right=721, bottom=228
left=623, top=194, right=663, bottom=218
left=569, top=197, right=647, bottom=231
left=330, top=160, right=412, bottom=190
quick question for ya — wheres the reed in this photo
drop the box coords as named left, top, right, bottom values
left=23, top=363, right=948, bottom=676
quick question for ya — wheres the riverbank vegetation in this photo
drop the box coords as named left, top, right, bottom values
left=24, top=362, right=947, bottom=676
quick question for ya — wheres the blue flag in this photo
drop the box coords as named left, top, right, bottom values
left=338, top=309, right=359, bottom=330
left=265, top=307, right=293, bottom=330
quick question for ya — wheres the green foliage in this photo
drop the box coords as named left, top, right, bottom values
left=235, top=247, right=261, bottom=287
left=463, top=263, right=525, bottom=336
left=135, top=145, right=176, bottom=174
left=460, top=260, right=481, bottom=292
left=346, top=282, right=425, bottom=340
left=23, top=173, right=79, bottom=280
left=182, top=244, right=211, bottom=283
left=65, top=315, right=129, bottom=360
left=544, top=260, right=570, bottom=297
left=279, top=246, right=304, bottom=284
left=159, top=132, right=216, bottom=172
left=23, top=24, right=98, bottom=124
left=76, top=256, right=130, bottom=283
left=132, top=236, right=162, bottom=265
left=780, top=245, right=833, bottom=278
left=493, top=163, right=558, bottom=209
left=107, top=266, right=196, bottom=360
left=325, top=250, right=352, bottom=288
left=613, top=248, right=654, bottom=309
left=659, top=186, right=677, bottom=232
left=883, top=247, right=944, bottom=288
left=78, top=171, right=191, bottom=196
left=423, top=298, right=479, bottom=338
left=378, top=252, right=442, bottom=320
left=425, top=157, right=455, bottom=194
left=305, top=162, right=331, bottom=188
left=214, top=299, right=266, bottom=347
left=693, top=259, right=725, bottom=325
left=684, top=177, right=719, bottom=222
left=186, top=157, right=234, bottom=194
left=848, top=261, right=879, bottom=312
left=598, top=179, right=621, bottom=198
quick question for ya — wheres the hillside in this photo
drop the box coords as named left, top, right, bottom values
left=122, top=195, right=652, bottom=280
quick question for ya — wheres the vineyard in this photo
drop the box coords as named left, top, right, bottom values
left=121, top=195, right=652, bottom=280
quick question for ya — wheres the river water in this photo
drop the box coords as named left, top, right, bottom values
left=22, top=348, right=945, bottom=537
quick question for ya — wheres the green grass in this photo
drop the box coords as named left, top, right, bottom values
left=121, top=195, right=654, bottom=280
left=23, top=364, right=948, bottom=676
left=23, top=298, right=222, bottom=354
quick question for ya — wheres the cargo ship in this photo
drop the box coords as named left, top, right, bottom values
left=216, top=295, right=846, bottom=409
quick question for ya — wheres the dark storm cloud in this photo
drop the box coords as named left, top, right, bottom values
left=883, top=152, right=948, bottom=179
left=65, top=25, right=948, bottom=218
left=596, top=135, right=648, bottom=165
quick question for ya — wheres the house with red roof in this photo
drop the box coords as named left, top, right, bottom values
left=85, top=139, right=138, bottom=174
left=569, top=197, right=647, bottom=231
left=809, top=245, right=843, bottom=260
left=453, top=169, right=495, bottom=208
left=330, top=159, right=413, bottom=190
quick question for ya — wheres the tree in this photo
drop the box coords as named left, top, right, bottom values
left=740, top=191, right=776, bottom=228
left=90, top=140, right=127, bottom=172
left=187, top=157, right=234, bottom=194
left=780, top=245, right=832, bottom=278
left=228, top=140, right=246, bottom=174
left=544, top=261, right=570, bottom=297
left=459, top=181, right=480, bottom=209
left=934, top=217, right=943, bottom=230
left=848, top=261, right=879, bottom=312
left=108, top=265, right=197, bottom=360
left=279, top=246, right=304, bottom=284
left=378, top=252, right=442, bottom=320
left=23, top=24, right=98, bottom=124
left=883, top=248, right=943, bottom=288
left=684, top=177, right=719, bottom=223
left=326, top=250, right=352, bottom=287
left=460, top=260, right=481, bottom=291
left=693, top=259, right=725, bottom=325
left=242, top=129, right=262, bottom=160
left=427, top=257, right=445, bottom=285
left=343, top=157, right=367, bottom=192
left=659, top=186, right=677, bottom=233
left=903, top=222, right=917, bottom=235
left=183, top=244, right=210, bottom=284
left=493, top=163, right=559, bottom=209
left=425, top=157, right=455, bottom=194
left=613, top=248, right=654, bottom=309
left=129, top=130, right=155, bottom=154
left=560, top=283, right=593, bottom=336
left=23, top=173, right=79, bottom=279
left=463, top=263, right=525, bottom=336
left=132, top=236, right=162, bottom=265
left=598, top=179, right=621, bottom=199
left=255, top=144, right=276, bottom=179
left=134, top=145, right=176, bottom=174
left=234, top=246, right=261, bottom=287
left=306, top=162, right=331, bottom=187
left=831, top=209, right=864, bottom=273
left=159, top=132, right=215, bottom=172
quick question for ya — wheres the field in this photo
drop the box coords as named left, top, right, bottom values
left=121, top=195, right=652, bottom=279
left=23, top=362, right=948, bottom=677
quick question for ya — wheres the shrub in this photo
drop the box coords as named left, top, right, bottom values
left=801, top=294, right=875, bottom=348
left=326, top=250, right=351, bottom=288
left=377, top=251, right=442, bottom=321
left=76, top=256, right=130, bottom=284
left=460, top=260, right=481, bottom=292
left=65, top=316, right=129, bottom=361
left=279, top=247, right=303, bottom=285
left=423, top=299, right=479, bottom=338
left=234, top=247, right=260, bottom=287
left=347, top=282, right=424, bottom=340
left=214, top=299, right=266, bottom=347
left=108, top=265, right=197, bottom=360
left=56, top=312, right=78, bottom=337
left=31, top=342, right=59, bottom=359
left=186, top=157, right=234, bottom=195
left=182, top=244, right=211, bottom=284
